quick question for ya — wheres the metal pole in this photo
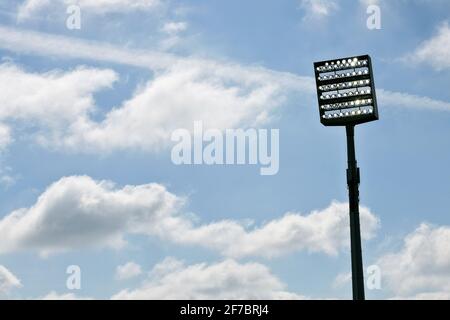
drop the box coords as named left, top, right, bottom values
left=345, top=125, right=365, bottom=300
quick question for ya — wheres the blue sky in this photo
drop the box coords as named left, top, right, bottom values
left=0, top=0, right=449, bottom=300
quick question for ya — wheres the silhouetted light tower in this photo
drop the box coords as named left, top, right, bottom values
left=313, top=55, right=379, bottom=300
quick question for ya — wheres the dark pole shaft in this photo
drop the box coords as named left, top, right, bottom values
left=345, top=125, right=365, bottom=300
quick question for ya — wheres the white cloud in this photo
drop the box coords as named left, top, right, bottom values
left=116, top=262, right=143, bottom=280
left=332, top=272, right=351, bottom=289
left=377, top=223, right=450, bottom=299
left=0, top=63, right=119, bottom=151
left=378, top=89, right=450, bottom=111
left=3, top=64, right=448, bottom=156
left=41, top=291, right=91, bottom=300
left=56, top=61, right=302, bottom=153
left=0, top=63, right=117, bottom=125
left=7, top=61, right=302, bottom=153
left=0, top=27, right=448, bottom=155
left=0, top=25, right=176, bottom=70
left=0, top=175, right=379, bottom=258
left=407, top=22, right=450, bottom=70
left=0, top=166, right=17, bottom=188
left=391, top=292, right=450, bottom=300
left=359, top=0, right=380, bottom=5
left=0, top=60, right=299, bottom=152
left=18, top=0, right=162, bottom=21
left=360, top=0, right=449, bottom=7
left=175, top=201, right=379, bottom=258
left=159, top=21, right=189, bottom=50
left=162, top=21, right=188, bottom=35
left=1, top=26, right=449, bottom=155
left=0, top=265, right=22, bottom=295
left=0, top=25, right=308, bottom=84
left=0, top=26, right=313, bottom=153
left=0, top=123, right=12, bottom=150
left=299, top=0, right=338, bottom=20
left=113, top=258, right=305, bottom=299
left=0, top=175, right=183, bottom=256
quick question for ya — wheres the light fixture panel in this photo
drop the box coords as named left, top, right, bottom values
left=314, top=55, right=379, bottom=126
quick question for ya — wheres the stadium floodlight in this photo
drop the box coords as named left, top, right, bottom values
left=313, top=55, right=379, bottom=301
left=314, top=55, right=378, bottom=126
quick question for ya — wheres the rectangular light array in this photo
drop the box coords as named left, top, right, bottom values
left=313, top=55, right=379, bottom=126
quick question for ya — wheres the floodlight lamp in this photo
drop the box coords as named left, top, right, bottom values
left=314, top=55, right=379, bottom=126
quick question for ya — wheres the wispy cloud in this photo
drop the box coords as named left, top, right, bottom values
left=41, top=291, right=92, bottom=300
left=0, top=265, right=22, bottom=296
left=332, top=272, right=351, bottom=289
left=0, top=25, right=176, bottom=70
left=406, top=22, right=450, bottom=71
left=116, top=262, right=143, bottom=280
left=17, top=0, right=163, bottom=21
left=161, top=21, right=188, bottom=35
left=378, top=89, right=450, bottom=111
left=299, top=0, right=338, bottom=21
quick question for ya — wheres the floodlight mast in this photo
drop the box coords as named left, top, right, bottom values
left=313, top=55, right=379, bottom=300
left=346, top=124, right=365, bottom=300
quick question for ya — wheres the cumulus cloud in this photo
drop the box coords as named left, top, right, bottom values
left=113, top=258, right=305, bottom=300
left=116, top=262, right=143, bottom=280
left=0, top=61, right=305, bottom=153
left=407, top=22, right=450, bottom=70
left=0, top=175, right=379, bottom=258
left=0, top=265, right=22, bottom=295
left=174, top=201, right=379, bottom=258
left=0, top=63, right=121, bottom=153
left=377, top=223, right=450, bottom=299
left=0, top=175, right=183, bottom=256
left=18, top=0, right=162, bottom=21
left=0, top=63, right=117, bottom=128
left=57, top=61, right=303, bottom=152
